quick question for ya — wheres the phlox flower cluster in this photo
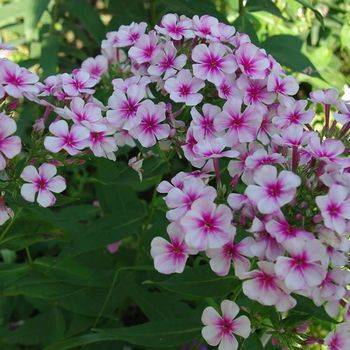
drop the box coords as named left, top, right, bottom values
left=0, top=13, right=349, bottom=349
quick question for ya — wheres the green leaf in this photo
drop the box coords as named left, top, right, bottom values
left=2, top=308, right=65, bottom=346
left=340, top=23, right=350, bottom=51
left=246, top=0, right=284, bottom=19
left=261, top=35, right=317, bottom=74
left=66, top=0, right=106, bottom=43
left=241, top=333, right=264, bottom=349
left=232, top=13, right=259, bottom=44
left=40, top=32, right=60, bottom=76
left=24, top=0, right=50, bottom=40
left=293, top=295, right=338, bottom=324
left=150, top=265, right=237, bottom=298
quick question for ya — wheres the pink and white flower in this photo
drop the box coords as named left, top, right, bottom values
left=107, top=84, right=145, bottom=130
left=0, top=197, right=13, bottom=225
left=310, top=88, right=339, bottom=106
left=0, top=60, right=39, bottom=98
left=164, top=177, right=216, bottom=221
left=193, top=137, right=239, bottom=159
left=237, top=76, right=275, bottom=106
left=215, top=96, right=263, bottom=145
left=201, top=300, right=251, bottom=350
left=316, top=184, right=350, bottom=235
left=0, top=114, right=21, bottom=170
left=245, top=165, right=301, bottom=214
left=147, top=42, right=186, bottom=79
left=88, top=129, right=117, bottom=160
left=192, top=15, right=218, bottom=39
left=216, top=75, right=237, bottom=100
left=324, top=324, right=350, bottom=350
left=235, top=42, right=270, bottom=79
left=20, top=163, right=66, bottom=207
left=206, top=230, right=253, bottom=277
left=242, top=261, right=296, bottom=311
left=44, top=120, right=89, bottom=155
left=274, top=97, right=314, bottom=128
left=181, top=199, right=234, bottom=250
left=115, top=22, right=147, bottom=47
left=265, top=218, right=313, bottom=244
left=191, top=42, right=237, bottom=84
left=81, top=55, right=108, bottom=83
left=128, top=31, right=160, bottom=64
left=61, top=70, right=95, bottom=97
left=275, top=238, right=327, bottom=291
left=61, top=97, right=103, bottom=131
left=129, top=100, right=170, bottom=147
left=164, top=69, right=205, bottom=106
left=190, top=103, right=221, bottom=141
left=334, top=102, right=350, bottom=125
left=155, top=14, right=193, bottom=40
left=150, top=222, right=196, bottom=274
left=267, top=72, right=298, bottom=96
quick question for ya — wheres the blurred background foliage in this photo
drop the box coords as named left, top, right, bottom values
left=1, top=0, right=350, bottom=93
left=0, top=1, right=349, bottom=350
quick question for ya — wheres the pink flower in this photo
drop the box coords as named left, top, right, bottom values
left=334, top=102, right=350, bottom=125
left=88, top=129, right=117, bottom=160
left=242, top=261, right=296, bottom=311
left=107, top=240, right=122, bottom=254
left=215, top=96, right=263, bottom=145
left=115, top=129, right=136, bottom=147
left=115, top=22, right=147, bottom=47
left=267, top=72, right=298, bottom=96
left=155, top=14, right=193, bottom=40
left=20, top=163, right=66, bottom=207
left=106, top=84, right=145, bottom=130
left=128, top=31, right=160, bottom=64
left=316, top=184, right=350, bottom=234
left=190, top=103, right=221, bottom=141
left=129, top=100, right=170, bottom=147
left=181, top=199, right=234, bottom=250
left=61, top=97, right=103, bottom=131
left=216, top=75, right=237, bottom=100
left=324, top=325, right=350, bottom=350
left=157, top=172, right=189, bottom=194
left=310, top=88, right=338, bottom=105
left=164, top=69, right=205, bottom=106
left=245, top=149, right=285, bottom=171
left=275, top=238, right=327, bottom=291
left=211, top=22, right=236, bottom=43
left=61, top=70, right=95, bottom=97
left=272, top=125, right=305, bottom=147
left=0, top=60, right=39, bottom=98
left=274, top=97, right=314, bottom=128
left=192, top=15, right=218, bottom=39
left=164, top=177, right=217, bottom=221
left=248, top=217, right=284, bottom=261
left=0, top=197, right=13, bottom=225
left=147, top=42, right=187, bottom=79
left=206, top=230, right=253, bottom=277
left=151, top=222, right=196, bottom=274
left=237, top=76, right=275, bottom=106
left=245, top=165, right=301, bottom=214
left=265, top=219, right=313, bottom=244
left=0, top=114, right=21, bottom=170
left=235, top=43, right=270, bottom=79
left=81, top=55, right=108, bottom=82
left=306, top=135, right=345, bottom=164
left=201, top=300, right=251, bottom=350
left=193, top=137, right=239, bottom=159
left=44, top=120, right=89, bottom=155
left=192, top=43, right=237, bottom=84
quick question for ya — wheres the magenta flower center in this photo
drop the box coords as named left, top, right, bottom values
left=6, top=73, right=23, bottom=87
left=35, top=177, right=48, bottom=190
left=326, top=202, right=341, bottom=218
left=218, top=317, right=235, bottom=335
left=178, top=84, right=191, bottom=97
left=266, top=182, right=282, bottom=198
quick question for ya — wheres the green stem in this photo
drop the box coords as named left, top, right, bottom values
left=238, top=0, right=244, bottom=15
